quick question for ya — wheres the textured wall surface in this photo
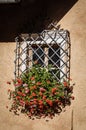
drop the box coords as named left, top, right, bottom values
left=57, top=0, right=86, bottom=129
left=0, top=0, right=86, bottom=130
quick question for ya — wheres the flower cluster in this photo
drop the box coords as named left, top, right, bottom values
left=7, top=65, right=74, bottom=119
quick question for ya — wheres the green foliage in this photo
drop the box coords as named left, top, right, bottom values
left=7, top=64, right=74, bottom=119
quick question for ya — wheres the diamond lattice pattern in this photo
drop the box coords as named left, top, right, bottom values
left=14, top=25, right=70, bottom=82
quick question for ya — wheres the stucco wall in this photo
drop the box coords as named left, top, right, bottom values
left=0, top=0, right=86, bottom=130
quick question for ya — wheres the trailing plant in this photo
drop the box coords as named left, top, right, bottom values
left=7, top=64, right=74, bottom=119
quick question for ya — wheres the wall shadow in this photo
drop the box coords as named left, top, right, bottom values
left=0, top=0, right=78, bottom=42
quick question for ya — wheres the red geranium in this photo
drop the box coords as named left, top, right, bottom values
left=30, top=76, right=35, bottom=81
left=40, top=87, right=46, bottom=92
left=36, top=82, right=42, bottom=86
left=51, top=87, right=57, bottom=94
left=7, top=64, right=74, bottom=119
left=63, top=81, right=68, bottom=87
left=32, top=92, right=36, bottom=97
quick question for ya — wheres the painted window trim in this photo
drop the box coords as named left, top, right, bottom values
left=15, top=28, right=70, bottom=82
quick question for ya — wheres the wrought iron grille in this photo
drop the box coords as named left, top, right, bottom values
left=14, top=24, right=70, bottom=82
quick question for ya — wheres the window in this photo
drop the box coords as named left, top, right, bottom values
left=15, top=25, right=70, bottom=82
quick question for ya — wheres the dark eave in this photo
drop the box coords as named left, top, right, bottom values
left=0, top=0, right=20, bottom=4
left=0, top=0, right=78, bottom=42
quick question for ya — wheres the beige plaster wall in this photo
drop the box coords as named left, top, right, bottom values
left=0, top=0, right=86, bottom=130
left=57, top=0, right=86, bottom=129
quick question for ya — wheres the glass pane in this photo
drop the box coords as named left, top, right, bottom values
left=48, top=47, right=60, bottom=67
left=48, top=46, right=60, bottom=80
left=33, top=47, right=44, bottom=65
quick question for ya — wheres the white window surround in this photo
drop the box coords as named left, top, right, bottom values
left=17, top=30, right=70, bottom=82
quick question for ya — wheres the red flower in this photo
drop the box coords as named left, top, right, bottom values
left=71, top=96, right=75, bottom=100
left=40, top=87, right=46, bottom=92
left=17, top=91, right=26, bottom=97
left=17, top=79, right=22, bottom=84
left=51, top=87, right=57, bottom=94
left=33, top=85, right=37, bottom=89
left=25, top=87, right=29, bottom=94
left=22, top=93, right=26, bottom=97
left=17, top=91, right=21, bottom=95
left=30, top=86, right=36, bottom=90
left=39, top=100, right=43, bottom=105
left=14, top=83, right=22, bottom=87
left=25, top=101, right=29, bottom=105
left=16, top=96, right=21, bottom=100
left=46, top=99, right=50, bottom=104
left=29, top=101, right=33, bottom=105
left=48, top=100, right=53, bottom=107
left=7, top=81, right=11, bottom=85
left=29, top=95, right=33, bottom=99
left=36, top=82, right=42, bottom=85
left=30, top=108, right=34, bottom=113
left=46, top=99, right=53, bottom=107
left=39, top=92, right=43, bottom=96
left=39, top=105, right=43, bottom=109
left=32, top=92, right=36, bottom=97
left=63, top=81, right=68, bottom=87
left=23, top=83, right=28, bottom=87
left=19, top=100, right=25, bottom=106
left=61, top=96, right=65, bottom=99
left=55, top=99, right=59, bottom=104
left=33, top=100, right=37, bottom=105
left=43, top=95, right=46, bottom=100
left=30, top=76, right=35, bottom=81
left=34, top=98, right=37, bottom=101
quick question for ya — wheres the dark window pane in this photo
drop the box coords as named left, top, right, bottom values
left=33, top=47, right=44, bottom=65
left=48, top=47, right=60, bottom=67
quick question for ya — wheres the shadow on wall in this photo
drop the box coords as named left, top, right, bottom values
left=0, top=0, right=78, bottom=42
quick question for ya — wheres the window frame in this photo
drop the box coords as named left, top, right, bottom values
left=15, top=27, right=70, bottom=82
